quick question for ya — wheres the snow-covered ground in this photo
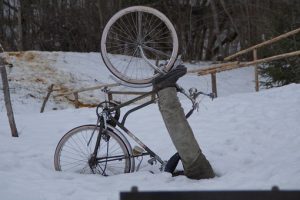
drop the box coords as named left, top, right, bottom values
left=1, top=51, right=255, bottom=113
left=1, top=52, right=300, bottom=200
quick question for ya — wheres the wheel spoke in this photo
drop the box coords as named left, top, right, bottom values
left=101, top=6, right=178, bottom=84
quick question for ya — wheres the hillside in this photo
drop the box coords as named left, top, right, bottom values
left=1, top=52, right=299, bottom=200
left=1, top=51, right=255, bottom=113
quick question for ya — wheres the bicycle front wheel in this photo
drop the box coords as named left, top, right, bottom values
left=101, top=6, right=179, bottom=85
left=54, top=125, right=131, bottom=176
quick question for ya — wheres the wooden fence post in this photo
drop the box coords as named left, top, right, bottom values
left=40, top=84, right=54, bottom=113
left=108, top=92, right=113, bottom=101
left=253, top=49, right=259, bottom=92
left=211, top=72, right=217, bottom=97
left=74, top=92, right=79, bottom=108
left=0, top=62, right=18, bottom=137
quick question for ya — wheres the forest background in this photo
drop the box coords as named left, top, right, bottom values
left=1, top=0, right=300, bottom=86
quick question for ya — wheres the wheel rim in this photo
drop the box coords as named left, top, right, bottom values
left=55, top=126, right=130, bottom=175
left=101, top=6, right=179, bottom=85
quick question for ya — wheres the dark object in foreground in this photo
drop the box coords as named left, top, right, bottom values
left=120, top=186, right=300, bottom=200
left=152, top=64, right=187, bottom=91
left=164, top=152, right=180, bottom=174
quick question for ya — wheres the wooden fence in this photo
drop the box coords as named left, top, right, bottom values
left=42, top=83, right=154, bottom=111
left=41, top=83, right=120, bottom=111
left=41, top=27, right=300, bottom=110
left=187, top=27, right=300, bottom=97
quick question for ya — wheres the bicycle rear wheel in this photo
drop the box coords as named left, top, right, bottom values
left=101, top=6, right=179, bottom=85
left=54, top=125, right=131, bottom=176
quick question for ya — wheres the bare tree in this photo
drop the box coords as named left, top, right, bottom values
left=0, top=0, right=298, bottom=61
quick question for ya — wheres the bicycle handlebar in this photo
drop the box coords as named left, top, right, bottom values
left=175, top=84, right=215, bottom=119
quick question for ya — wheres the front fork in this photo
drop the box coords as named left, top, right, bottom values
left=89, top=115, right=109, bottom=171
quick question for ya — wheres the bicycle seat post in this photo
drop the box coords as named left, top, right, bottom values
left=101, top=86, right=110, bottom=102
left=101, top=86, right=109, bottom=94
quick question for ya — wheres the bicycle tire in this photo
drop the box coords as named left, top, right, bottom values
left=54, top=125, right=132, bottom=176
left=101, top=6, right=179, bottom=85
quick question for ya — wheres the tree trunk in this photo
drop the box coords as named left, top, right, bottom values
left=210, top=0, right=223, bottom=60
left=97, top=0, right=105, bottom=32
left=17, top=1, right=23, bottom=51
left=0, top=0, right=3, bottom=39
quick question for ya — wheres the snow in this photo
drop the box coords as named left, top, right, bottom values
left=1, top=51, right=255, bottom=114
left=1, top=51, right=300, bottom=200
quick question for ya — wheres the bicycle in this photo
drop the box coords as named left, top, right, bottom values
left=54, top=85, right=213, bottom=175
left=54, top=6, right=214, bottom=176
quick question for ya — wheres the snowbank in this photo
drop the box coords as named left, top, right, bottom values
left=1, top=51, right=299, bottom=200
left=1, top=51, right=255, bottom=113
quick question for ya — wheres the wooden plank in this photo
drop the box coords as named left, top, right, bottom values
left=253, top=49, right=259, bottom=92
left=54, top=83, right=120, bottom=97
left=40, top=84, right=54, bottom=113
left=0, top=62, right=18, bottom=137
left=197, top=62, right=242, bottom=75
left=211, top=73, right=217, bottom=97
left=242, top=50, right=300, bottom=67
left=187, top=62, right=239, bottom=74
left=108, top=92, right=113, bottom=101
left=74, top=92, right=79, bottom=108
left=198, top=50, right=300, bottom=76
left=198, top=63, right=245, bottom=75
left=224, top=27, right=300, bottom=61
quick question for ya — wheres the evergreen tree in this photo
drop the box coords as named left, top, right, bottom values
left=259, top=0, right=300, bottom=87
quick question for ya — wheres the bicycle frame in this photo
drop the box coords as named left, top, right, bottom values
left=94, top=90, right=166, bottom=171
left=92, top=86, right=214, bottom=172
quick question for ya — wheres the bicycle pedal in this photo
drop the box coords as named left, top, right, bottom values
left=132, top=146, right=144, bottom=156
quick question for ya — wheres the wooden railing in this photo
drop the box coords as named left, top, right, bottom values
left=188, top=27, right=300, bottom=97
left=42, top=83, right=155, bottom=111
left=41, top=83, right=120, bottom=111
